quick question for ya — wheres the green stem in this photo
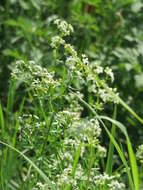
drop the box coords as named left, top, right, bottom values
left=118, top=96, right=143, bottom=125
left=86, top=140, right=94, bottom=189
left=106, top=104, right=117, bottom=174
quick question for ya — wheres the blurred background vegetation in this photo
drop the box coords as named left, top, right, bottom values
left=0, top=0, right=143, bottom=153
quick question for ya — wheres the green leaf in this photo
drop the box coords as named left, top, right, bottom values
left=106, top=105, right=117, bottom=175
left=100, top=116, right=139, bottom=190
left=71, top=142, right=82, bottom=177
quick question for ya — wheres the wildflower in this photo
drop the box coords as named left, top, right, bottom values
left=64, top=44, right=77, bottom=57
left=65, top=56, right=77, bottom=70
left=50, top=35, right=65, bottom=48
left=35, top=182, right=49, bottom=190
left=94, top=173, right=114, bottom=186
left=136, top=144, right=143, bottom=164
left=82, top=54, right=89, bottom=65
left=95, top=65, right=103, bottom=74
left=108, top=180, right=125, bottom=190
left=98, top=89, right=109, bottom=102
left=105, top=67, right=114, bottom=82
left=88, top=83, right=97, bottom=93
left=54, top=19, right=74, bottom=36
left=97, top=145, right=107, bottom=158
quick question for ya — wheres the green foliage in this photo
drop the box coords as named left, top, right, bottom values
left=0, top=0, right=143, bottom=189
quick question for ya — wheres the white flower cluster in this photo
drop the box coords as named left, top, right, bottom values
left=54, top=19, right=74, bottom=36
left=95, top=65, right=104, bottom=74
left=11, top=60, right=28, bottom=80
left=65, top=56, right=77, bottom=70
left=82, top=54, right=89, bottom=65
left=52, top=98, right=83, bottom=130
left=108, top=180, right=125, bottom=190
left=56, top=163, right=89, bottom=189
left=94, top=173, right=125, bottom=189
left=51, top=35, right=65, bottom=48
left=92, top=63, right=114, bottom=83
left=97, top=144, right=107, bottom=158
left=11, top=60, right=59, bottom=96
left=105, top=66, right=114, bottom=82
left=57, top=109, right=80, bottom=124
left=18, top=114, right=47, bottom=145
left=33, top=182, right=49, bottom=190
left=94, top=173, right=114, bottom=186
left=64, top=44, right=78, bottom=57
left=64, top=92, right=84, bottom=115
left=136, top=144, right=143, bottom=164
left=99, top=88, right=119, bottom=104
left=56, top=164, right=76, bottom=187
left=70, top=118, right=102, bottom=142
left=51, top=19, right=119, bottom=105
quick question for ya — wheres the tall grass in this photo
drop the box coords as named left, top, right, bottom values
left=75, top=92, right=140, bottom=190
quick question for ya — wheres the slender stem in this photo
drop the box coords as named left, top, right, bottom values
left=0, top=140, right=56, bottom=190
left=106, top=104, right=117, bottom=174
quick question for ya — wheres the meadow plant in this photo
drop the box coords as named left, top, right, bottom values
left=4, top=18, right=141, bottom=190
left=136, top=144, right=143, bottom=164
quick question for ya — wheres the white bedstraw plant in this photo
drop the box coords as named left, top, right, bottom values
left=11, top=18, right=125, bottom=189
left=51, top=18, right=119, bottom=105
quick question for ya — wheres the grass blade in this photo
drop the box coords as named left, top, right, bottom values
left=6, top=81, right=16, bottom=119
left=71, top=142, right=82, bottom=177
left=0, top=102, right=5, bottom=138
left=74, top=93, right=139, bottom=189
left=118, top=97, right=143, bottom=125
left=106, top=105, right=117, bottom=175
left=100, top=82, right=143, bottom=125
left=12, top=97, right=25, bottom=147
left=100, top=116, right=139, bottom=190
left=100, top=122, right=134, bottom=190
left=127, top=137, right=139, bottom=190
left=0, top=140, right=56, bottom=190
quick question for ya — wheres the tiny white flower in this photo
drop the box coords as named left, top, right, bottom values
left=108, top=180, right=125, bottom=190
left=82, top=54, right=89, bottom=65
left=97, top=145, right=107, bottom=158
left=54, top=19, right=73, bottom=36
left=95, top=65, right=103, bottom=74
left=50, top=35, right=65, bottom=48
left=105, top=67, right=114, bottom=82
left=136, top=144, right=143, bottom=164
